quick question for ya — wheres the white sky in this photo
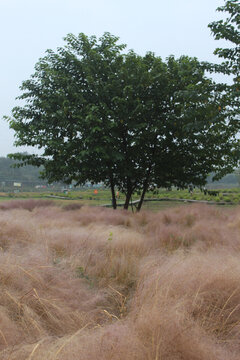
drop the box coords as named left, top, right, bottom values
left=0, top=0, right=228, bottom=156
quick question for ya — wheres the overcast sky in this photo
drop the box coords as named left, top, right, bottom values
left=0, top=0, right=228, bottom=156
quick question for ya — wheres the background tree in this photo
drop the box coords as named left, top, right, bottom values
left=208, top=0, right=239, bottom=76
left=207, top=0, right=239, bottom=113
left=6, top=33, right=240, bottom=211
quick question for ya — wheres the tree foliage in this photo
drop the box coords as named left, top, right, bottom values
left=208, top=0, right=239, bottom=75
left=207, top=0, right=240, bottom=111
left=6, top=32, right=240, bottom=210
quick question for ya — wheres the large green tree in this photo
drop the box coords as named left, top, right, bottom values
left=6, top=33, right=240, bottom=210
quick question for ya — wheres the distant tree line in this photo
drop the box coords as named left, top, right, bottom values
left=0, top=154, right=239, bottom=191
left=0, top=155, right=45, bottom=184
left=207, top=173, right=238, bottom=186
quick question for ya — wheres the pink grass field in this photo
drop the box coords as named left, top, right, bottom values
left=1, top=200, right=240, bottom=359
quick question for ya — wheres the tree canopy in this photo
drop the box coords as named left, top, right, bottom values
left=6, top=32, right=240, bottom=210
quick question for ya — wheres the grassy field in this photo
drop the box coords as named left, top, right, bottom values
left=0, top=199, right=240, bottom=359
left=1, top=187, right=240, bottom=211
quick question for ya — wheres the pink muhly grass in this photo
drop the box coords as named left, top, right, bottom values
left=0, top=199, right=54, bottom=211
left=0, top=204, right=240, bottom=359
left=63, top=203, right=83, bottom=211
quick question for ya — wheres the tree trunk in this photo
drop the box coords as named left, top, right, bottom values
left=136, top=184, right=148, bottom=212
left=124, top=189, right=132, bottom=210
left=136, top=136, right=157, bottom=212
left=110, top=178, right=117, bottom=210
left=136, top=164, right=154, bottom=212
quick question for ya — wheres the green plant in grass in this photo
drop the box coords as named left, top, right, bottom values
left=76, top=266, right=94, bottom=287
left=108, top=232, right=113, bottom=242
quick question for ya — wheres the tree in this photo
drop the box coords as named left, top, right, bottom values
left=208, top=0, right=239, bottom=76
left=207, top=0, right=239, bottom=111
left=6, top=33, right=240, bottom=211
